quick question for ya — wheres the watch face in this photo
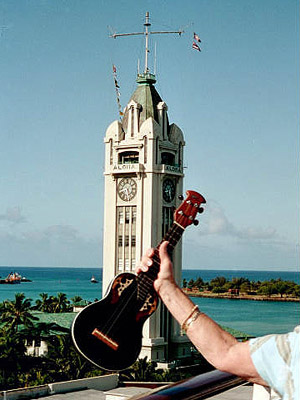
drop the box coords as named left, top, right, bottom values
left=163, top=178, right=175, bottom=203
left=117, top=178, right=137, bottom=201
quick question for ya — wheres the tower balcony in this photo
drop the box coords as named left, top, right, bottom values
left=136, top=72, right=157, bottom=85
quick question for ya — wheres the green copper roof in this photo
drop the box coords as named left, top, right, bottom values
left=122, top=73, right=168, bottom=133
left=32, top=312, right=76, bottom=330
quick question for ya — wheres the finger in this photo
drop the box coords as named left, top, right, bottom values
left=135, top=265, right=143, bottom=274
left=159, top=241, right=169, bottom=260
left=136, top=254, right=153, bottom=274
left=146, top=248, right=155, bottom=257
left=142, top=255, right=153, bottom=268
left=136, top=264, right=148, bottom=274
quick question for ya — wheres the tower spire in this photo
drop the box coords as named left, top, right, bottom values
left=110, top=12, right=183, bottom=78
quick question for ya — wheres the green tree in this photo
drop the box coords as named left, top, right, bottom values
left=194, top=277, right=204, bottom=291
left=34, top=293, right=51, bottom=312
left=257, top=283, right=277, bottom=297
left=46, top=335, right=103, bottom=381
left=275, top=281, right=289, bottom=298
left=292, top=285, right=300, bottom=297
left=240, top=282, right=251, bottom=293
left=0, top=293, right=38, bottom=333
left=231, top=277, right=250, bottom=289
left=0, top=328, right=28, bottom=390
left=52, top=293, right=70, bottom=313
left=187, top=279, right=195, bottom=290
left=121, top=357, right=162, bottom=382
left=210, top=276, right=227, bottom=288
left=71, top=296, right=83, bottom=304
left=36, top=293, right=71, bottom=313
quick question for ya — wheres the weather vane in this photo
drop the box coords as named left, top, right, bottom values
left=109, top=11, right=184, bottom=74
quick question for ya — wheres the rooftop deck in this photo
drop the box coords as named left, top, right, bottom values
left=0, top=371, right=257, bottom=400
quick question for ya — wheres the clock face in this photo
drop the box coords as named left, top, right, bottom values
left=117, top=178, right=137, bottom=201
left=163, top=178, right=175, bottom=203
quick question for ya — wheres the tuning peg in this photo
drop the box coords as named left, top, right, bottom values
left=178, top=195, right=184, bottom=200
left=198, top=207, right=204, bottom=214
left=193, top=220, right=199, bottom=226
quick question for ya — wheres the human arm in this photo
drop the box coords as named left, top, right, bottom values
left=137, top=241, right=267, bottom=386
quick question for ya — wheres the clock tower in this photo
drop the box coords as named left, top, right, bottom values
left=102, top=13, right=193, bottom=364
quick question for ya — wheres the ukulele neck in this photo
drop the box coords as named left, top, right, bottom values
left=137, top=222, right=185, bottom=299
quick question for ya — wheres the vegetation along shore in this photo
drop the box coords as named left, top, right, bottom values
left=182, top=276, right=300, bottom=302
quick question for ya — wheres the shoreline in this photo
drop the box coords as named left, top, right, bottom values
left=183, top=289, right=300, bottom=302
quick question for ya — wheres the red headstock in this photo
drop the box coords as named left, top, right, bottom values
left=174, top=190, right=206, bottom=229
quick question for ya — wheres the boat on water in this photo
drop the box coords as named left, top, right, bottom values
left=0, top=272, right=32, bottom=284
left=4, top=272, right=22, bottom=284
left=90, top=275, right=99, bottom=283
left=21, top=276, right=32, bottom=282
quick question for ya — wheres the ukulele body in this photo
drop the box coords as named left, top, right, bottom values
left=71, top=272, right=159, bottom=371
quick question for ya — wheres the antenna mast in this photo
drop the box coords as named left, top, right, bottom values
left=110, top=12, right=183, bottom=75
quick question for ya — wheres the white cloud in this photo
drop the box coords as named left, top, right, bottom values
left=44, top=224, right=79, bottom=240
left=0, top=207, right=27, bottom=224
left=201, top=201, right=279, bottom=242
left=0, top=224, right=102, bottom=267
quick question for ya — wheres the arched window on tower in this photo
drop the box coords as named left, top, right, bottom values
left=161, top=152, right=175, bottom=166
left=178, top=142, right=182, bottom=167
left=162, top=109, right=165, bottom=139
left=118, top=151, right=139, bottom=164
left=130, top=105, right=134, bottom=137
left=156, top=137, right=159, bottom=164
left=109, top=139, right=113, bottom=165
left=144, top=136, right=147, bottom=163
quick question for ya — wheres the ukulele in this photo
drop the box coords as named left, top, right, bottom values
left=71, top=190, right=206, bottom=371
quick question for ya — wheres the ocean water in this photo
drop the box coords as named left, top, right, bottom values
left=0, top=266, right=299, bottom=337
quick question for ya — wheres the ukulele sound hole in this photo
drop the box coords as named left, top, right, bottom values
left=139, top=293, right=155, bottom=312
left=113, top=277, right=134, bottom=297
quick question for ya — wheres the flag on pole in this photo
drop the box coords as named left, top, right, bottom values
left=192, top=41, right=201, bottom=52
left=114, top=78, right=120, bottom=88
left=112, top=63, right=123, bottom=120
left=194, top=32, right=201, bottom=43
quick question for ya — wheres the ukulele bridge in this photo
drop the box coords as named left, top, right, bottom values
left=92, top=328, right=119, bottom=351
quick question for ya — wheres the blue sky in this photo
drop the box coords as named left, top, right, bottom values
left=0, top=0, right=299, bottom=270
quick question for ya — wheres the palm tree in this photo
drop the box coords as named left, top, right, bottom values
left=0, top=293, right=38, bottom=333
left=20, top=321, right=69, bottom=341
left=52, top=293, right=70, bottom=313
left=121, top=357, right=160, bottom=381
left=46, top=335, right=100, bottom=380
left=0, top=328, right=26, bottom=360
left=71, top=296, right=83, bottom=304
left=194, top=277, right=204, bottom=291
left=34, top=293, right=51, bottom=312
